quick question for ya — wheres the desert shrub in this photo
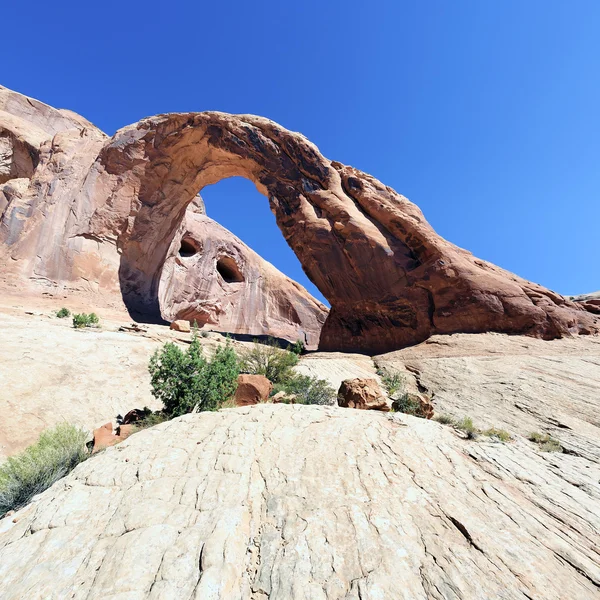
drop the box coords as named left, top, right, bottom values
left=239, top=339, right=298, bottom=384
left=482, top=427, right=512, bottom=442
left=149, top=335, right=239, bottom=417
left=455, top=416, right=478, bottom=439
left=376, top=366, right=405, bottom=398
left=56, top=307, right=70, bottom=318
left=391, top=392, right=430, bottom=418
left=528, top=432, right=562, bottom=453
left=433, top=413, right=456, bottom=425
left=0, top=424, right=89, bottom=516
left=131, top=410, right=170, bottom=432
left=272, top=374, right=336, bottom=405
left=288, top=340, right=305, bottom=355
left=72, top=312, right=99, bottom=329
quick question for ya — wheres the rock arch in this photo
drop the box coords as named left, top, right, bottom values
left=85, top=112, right=598, bottom=354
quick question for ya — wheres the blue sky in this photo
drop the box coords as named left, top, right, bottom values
left=3, top=1, right=598, bottom=303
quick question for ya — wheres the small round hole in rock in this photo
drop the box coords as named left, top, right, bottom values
left=179, top=238, right=198, bottom=258
left=216, top=256, right=244, bottom=283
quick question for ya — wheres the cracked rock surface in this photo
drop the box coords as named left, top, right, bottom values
left=1, top=403, right=599, bottom=599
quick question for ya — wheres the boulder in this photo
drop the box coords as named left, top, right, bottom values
left=92, top=422, right=134, bottom=453
left=234, top=374, right=272, bottom=406
left=169, top=320, right=191, bottom=333
left=337, top=378, right=390, bottom=411
left=271, top=390, right=296, bottom=404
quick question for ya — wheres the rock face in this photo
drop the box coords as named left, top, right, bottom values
left=572, top=290, right=600, bottom=315
left=2, top=404, right=600, bottom=599
left=0, top=86, right=327, bottom=349
left=159, top=205, right=327, bottom=349
left=376, top=332, right=600, bottom=462
left=0, top=84, right=598, bottom=353
left=337, top=378, right=389, bottom=411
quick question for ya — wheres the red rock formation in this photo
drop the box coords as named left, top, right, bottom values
left=337, top=378, right=390, bottom=411
left=159, top=206, right=327, bottom=349
left=1, top=86, right=598, bottom=353
left=0, top=87, right=327, bottom=348
left=233, top=374, right=273, bottom=406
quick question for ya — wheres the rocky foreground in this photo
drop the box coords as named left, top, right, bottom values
left=1, top=403, right=599, bottom=599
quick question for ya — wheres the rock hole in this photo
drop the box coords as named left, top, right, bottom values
left=216, top=256, right=244, bottom=283
left=179, top=238, right=199, bottom=258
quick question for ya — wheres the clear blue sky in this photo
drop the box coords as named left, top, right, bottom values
left=4, top=1, right=599, bottom=303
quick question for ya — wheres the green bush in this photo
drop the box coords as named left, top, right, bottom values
left=391, top=392, right=429, bottom=418
left=528, top=431, right=562, bottom=453
left=455, top=416, right=478, bottom=439
left=149, top=335, right=239, bottom=417
left=131, top=410, right=170, bottom=432
left=56, top=307, right=70, bottom=318
left=482, top=427, right=512, bottom=442
left=376, top=366, right=405, bottom=398
left=72, top=312, right=99, bottom=329
left=433, top=413, right=456, bottom=425
left=239, top=339, right=298, bottom=384
left=272, top=374, right=336, bottom=405
left=0, top=424, right=89, bottom=516
left=288, top=340, right=305, bottom=355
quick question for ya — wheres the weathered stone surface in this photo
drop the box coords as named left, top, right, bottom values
left=169, top=319, right=191, bottom=333
left=233, top=374, right=272, bottom=406
left=1, top=85, right=597, bottom=353
left=159, top=209, right=327, bottom=349
left=0, top=305, right=251, bottom=460
left=337, top=378, right=389, bottom=411
left=572, top=290, right=600, bottom=314
left=376, top=332, right=600, bottom=461
left=0, top=86, right=327, bottom=348
left=1, top=404, right=600, bottom=599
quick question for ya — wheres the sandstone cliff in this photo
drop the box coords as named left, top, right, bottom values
left=0, top=86, right=327, bottom=347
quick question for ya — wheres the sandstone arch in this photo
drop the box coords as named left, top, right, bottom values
left=83, top=112, right=598, bottom=353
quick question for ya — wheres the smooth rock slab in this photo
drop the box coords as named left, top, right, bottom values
left=1, top=404, right=599, bottom=599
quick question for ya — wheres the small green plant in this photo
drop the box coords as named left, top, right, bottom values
left=482, top=427, right=512, bottom=442
left=375, top=365, right=405, bottom=398
left=0, top=424, right=89, bottom=516
left=131, top=410, right=170, bottom=432
left=392, top=392, right=430, bottom=418
left=288, top=340, right=305, bottom=355
left=56, top=307, right=70, bottom=318
left=201, top=331, right=209, bottom=338
left=239, top=339, right=298, bottom=384
left=72, top=313, right=99, bottom=329
left=149, top=333, right=239, bottom=417
left=528, top=432, right=563, bottom=453
left=433, top=413, right=456, bottom=425
left=272, top=374, right=336, bottom=405
left=455, top=416, right=478, bottom=439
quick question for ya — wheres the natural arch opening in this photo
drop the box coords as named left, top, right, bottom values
left=200, top=177, right=328, bottom=305
left=216, top=256, right=244, bottom=283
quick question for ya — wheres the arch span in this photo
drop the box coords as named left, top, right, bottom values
left=87, top=112, right=598, bottom=354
